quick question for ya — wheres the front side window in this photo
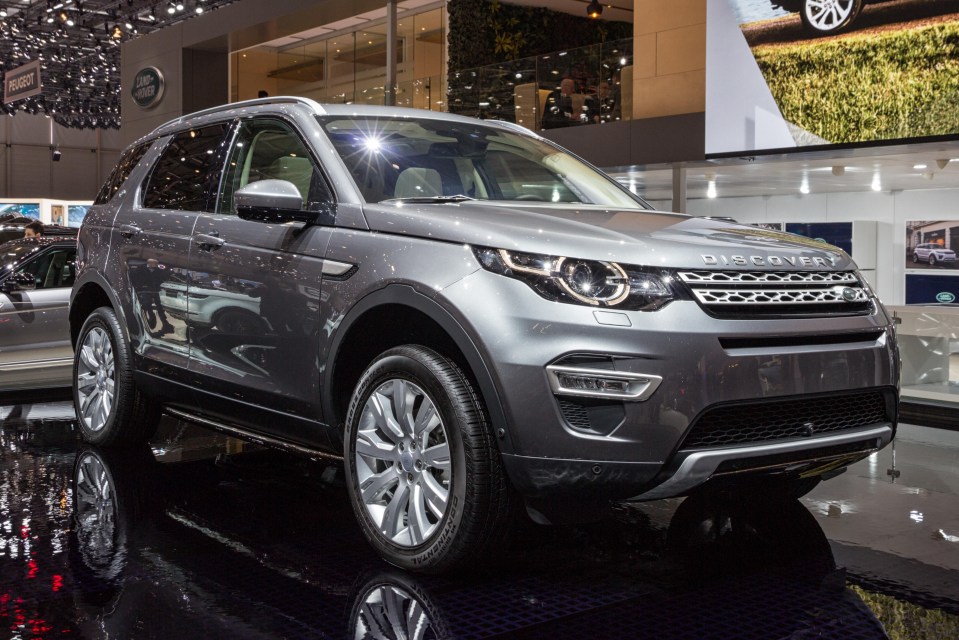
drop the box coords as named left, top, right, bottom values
left=217, top=118, right=332, bottom=216
left=141, top=124, right=230, bottom=212
left=316, top=116, right=648, bottom=209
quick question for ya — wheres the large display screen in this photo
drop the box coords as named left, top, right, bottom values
left=706, top=0, right=959, bottom=155
left=906, top=274, right=959, bottom=304
left=0, top=203, right=40, bottom=219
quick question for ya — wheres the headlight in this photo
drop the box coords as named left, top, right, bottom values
left=473, top=247, right=675, bottom=311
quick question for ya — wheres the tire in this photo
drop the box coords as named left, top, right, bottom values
left=929, top=255, right=938, bottom=267
left=912, top=253, right=919, bottom=264
left=73, top=306, right=162, bottom=447
left=800, top=0, right=862, bottom=35
left=348, top=570, right=449, bottom=640
left=344, top=345, right=513, bottom=573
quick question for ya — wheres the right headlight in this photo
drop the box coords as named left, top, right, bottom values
left=473, top=246, right=676, bottom=311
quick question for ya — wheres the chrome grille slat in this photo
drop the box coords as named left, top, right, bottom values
left=678, top=270, right=871, bottom=317
left=692, top=287, right=870, bottom=305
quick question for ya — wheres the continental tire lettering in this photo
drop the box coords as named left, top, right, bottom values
left=411, top=495, right=459, bottom=565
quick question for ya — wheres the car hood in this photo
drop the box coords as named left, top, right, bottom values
left=361, top=202, right=855, bottom=271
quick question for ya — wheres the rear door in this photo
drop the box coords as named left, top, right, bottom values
left=113, top=123, right=231, bottom=385
left=0, top=244, right=77, bottom=389
left=187, top=116, right=336, bottom=448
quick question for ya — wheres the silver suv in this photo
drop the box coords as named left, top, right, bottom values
left=912, top=243, right=956, bottom=267
left=70, top=98, right=898, bottom=572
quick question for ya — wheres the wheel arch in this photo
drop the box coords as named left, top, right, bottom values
left=70, top=274, right=126, bottom=349
left=323, top=284, right=509, bottom=451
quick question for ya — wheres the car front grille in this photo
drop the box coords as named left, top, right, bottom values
left=679, top=390, right=892, bottom=450
left=677, top=270, right=872, bottom=318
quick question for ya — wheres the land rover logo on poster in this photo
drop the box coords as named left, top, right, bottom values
left=936, top=292, right=956, bottom=303
left=132, top=67, right=164, bottom=109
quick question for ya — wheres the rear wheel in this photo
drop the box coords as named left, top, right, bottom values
left=801, top=0, right=862, bottom=34
left=344, top=345, right=513, bottom=573
left=73, top=307, right=162, bottom=446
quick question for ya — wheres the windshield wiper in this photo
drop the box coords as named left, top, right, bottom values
left=381, top=195, right=476, bottom=204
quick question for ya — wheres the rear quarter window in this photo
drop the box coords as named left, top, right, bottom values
left=94, top=142, right=152, bottom=205
left=141, top=123, right=230, bottom=212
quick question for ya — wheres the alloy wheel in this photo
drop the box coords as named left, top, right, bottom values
left=354, top=379, right=452, bottom=547
left=76, top=327, right=116, bottom=432
left=804, top=0, right=856, bottom=32
left=74, top=452, right=122, bottom=578
left=354, top=582, right=436, bottom=640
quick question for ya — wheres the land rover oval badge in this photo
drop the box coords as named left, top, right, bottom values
left=132, top=67, right=164, bottom=109
left=841, top=287, right=859, bottom=302
left=936, top=291, right=956, bottom=303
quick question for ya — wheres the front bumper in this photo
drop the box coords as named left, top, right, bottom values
left=438, top=270, right=899, bottom=498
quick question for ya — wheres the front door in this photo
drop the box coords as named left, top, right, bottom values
left=0, top=244, right=76, bottom=389
left=187, top=117, right=335, bottom=448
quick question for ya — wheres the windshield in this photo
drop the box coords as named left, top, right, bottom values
left=316, top=116, right=649, bottom=209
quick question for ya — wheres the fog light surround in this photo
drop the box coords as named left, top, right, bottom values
left=546, top=365, right=662, bottom=401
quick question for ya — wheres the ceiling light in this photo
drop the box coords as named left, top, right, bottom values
left=0, top=9, right=7, bottom=18
left=800, top=178, right=810, bottom=195
left=586, top=1, right=603, bottom=19
left=111, top=24, right=121, bottom=38
left=195, top=6, right=203, bottom=13
left=707, top=180, right=717, bottom=199
left=871, top=174, right=882, bottom=192
left=167, top=3, right=175, bottom=13
left=913, top=163, right=927, bottom=170
left=176, top=2, right=184, bottom=10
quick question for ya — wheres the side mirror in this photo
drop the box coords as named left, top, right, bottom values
left=235, top=180, right=308, bottom=223
left=2, top=272, right=36, bottom=293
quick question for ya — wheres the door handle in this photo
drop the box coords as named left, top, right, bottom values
left=118, top=224, right=141, bottom=238
left=195, top=233, right=225, bottom=250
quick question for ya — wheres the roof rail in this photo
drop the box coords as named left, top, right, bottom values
left=154, top=96, right=326, bottom=135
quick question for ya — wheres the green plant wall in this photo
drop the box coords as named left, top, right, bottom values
left=448, top=0, right=632, bottom=72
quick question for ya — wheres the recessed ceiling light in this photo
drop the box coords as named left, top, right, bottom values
left=913, top=164, right=927, bottom=169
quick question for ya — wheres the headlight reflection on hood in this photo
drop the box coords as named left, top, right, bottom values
left=473, top=247, right=675, bottom=311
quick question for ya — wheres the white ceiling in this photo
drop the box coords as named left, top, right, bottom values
left=608, top=140, right=959, bottom=202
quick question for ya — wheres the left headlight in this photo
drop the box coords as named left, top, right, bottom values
left=473, top=246, right=675, bottom=311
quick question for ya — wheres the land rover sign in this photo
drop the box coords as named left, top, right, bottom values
left=132, top=67, right=164, bottom=108
left=936, top=292, right=956, bottom=303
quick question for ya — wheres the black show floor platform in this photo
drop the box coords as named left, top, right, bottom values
left=1, top=400, right=957, bottom=639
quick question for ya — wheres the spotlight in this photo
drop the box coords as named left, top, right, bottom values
left=58, top=10, right=67, bottom=22
left=0, top=9, right=7, bottom=18
left=111, top=24, right=121, bottom=38
left=195, top=6, right=203, bottom=13
left=167, top=3, right=175, bottom=13
left=587, top=1, right=603, bottom=18
left=52, top=148, right=61, bottom=162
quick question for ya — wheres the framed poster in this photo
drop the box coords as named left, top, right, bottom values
left=50, top=204, right=66, bottom=226
left=906, top=221, right=959, bottom=271
left=707, top=0, right=959, bottom=155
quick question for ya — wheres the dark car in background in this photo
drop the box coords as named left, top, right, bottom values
left=0, top=214, right=77, bottom=245
left=0, top=236, right=78, bottom=391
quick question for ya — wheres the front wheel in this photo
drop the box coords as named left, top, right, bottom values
left=930, top=254, right=939, bottom=267
left=344, top=345, right=513, bottom=573
left=73, top=307, right=162, bottom=447
left=801, top=0, right=862, bottom=34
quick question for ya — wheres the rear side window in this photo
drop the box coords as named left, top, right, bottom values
left=94, top=142, right=152, bottom=205
left=141, top=124, right=229, bottom=212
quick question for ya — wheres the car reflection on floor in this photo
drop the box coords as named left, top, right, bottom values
left=0, top=402, right=945, bottom=639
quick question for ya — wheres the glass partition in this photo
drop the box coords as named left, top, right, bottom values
left=448, top=38, right=632, bottom=132
left=891, top=305, right=959, bottom=407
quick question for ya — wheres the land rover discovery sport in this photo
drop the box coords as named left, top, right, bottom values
left=70, top=98, right=898, bottom=572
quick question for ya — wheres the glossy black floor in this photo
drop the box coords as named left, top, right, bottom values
left=1, top=401, right=958, bottom=639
